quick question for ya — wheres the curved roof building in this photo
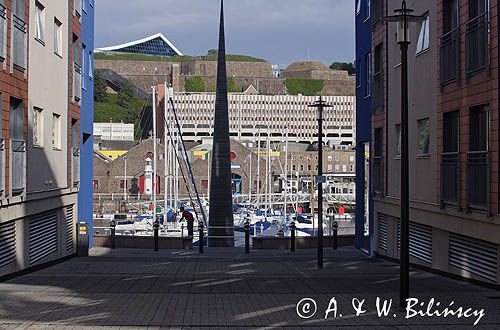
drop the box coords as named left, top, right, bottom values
left=95, top=33, right=183, bottom=57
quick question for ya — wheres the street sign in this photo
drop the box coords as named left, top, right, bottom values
left=315, top=175, right=327, bottom=184
left=339, top=207, right=346, bottom=215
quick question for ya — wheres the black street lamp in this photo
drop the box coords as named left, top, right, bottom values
left=382, top=0, right=425, bottom=307
left=309, top=96, right=332, bottom=269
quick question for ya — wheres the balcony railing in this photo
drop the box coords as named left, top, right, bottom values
left=10, top=139, right=26, bottom=196
left=11, top=13, right=27, bottom=71
left=0, top=138, right=5, bottom=195
left=465, top=12, right=489, bottom=78
left=440, top=28, right=460, bottom=86
left=372, top=72, right=384, bottom=110
left=466, top=151, right=490, bottom=214
left=72, top=148, right=80, bottom=188
left=440, top=152, right=460, bottom=208
left=73, top=62, right=82, bottom=102
left=373, top=156, right=383, bottom=195
left=0, top=3, right=6, bottom=63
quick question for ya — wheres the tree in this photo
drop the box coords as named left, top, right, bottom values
left=329, top=62, right=356, bottom=75
left=117, top=79, right=134, bottom=108
left=207, top=49, right=218, bottom=56
left=185, top=76, right=205, bottom=92
left=94, top=71, right=108, bottom=102
left=284, top=78, right=325, bottom=96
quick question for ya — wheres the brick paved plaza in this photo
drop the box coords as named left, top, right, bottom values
left=0, top=247, right=499, bottom=329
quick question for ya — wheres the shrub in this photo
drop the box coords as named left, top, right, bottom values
left=185, top=76, right=205, bottom=92
left=284, top=79, right=324, bottom=96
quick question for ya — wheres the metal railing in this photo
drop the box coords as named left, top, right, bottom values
left=0, top=3, right=6, bottom=63
left=466, top=151, right=490, bottom=214
left=440, top=27, right=460, bottom=86
left=0, top=138, right=5, bottom=195
left=10, top=139, right=26, bottom=196
left=465, top=12, right=489, bottom=78
left=73, top=62, right=82, bottom=101
left=72, top=148, right=80, bottom=188
left=11, top=13, right=26, bottom=71
left=372, top=72, right=384, bottom=110
left=373, top=156, right=383, bottom=195
left=440, top=152, right=460, bottom=208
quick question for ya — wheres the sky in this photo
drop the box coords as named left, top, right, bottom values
left=95, top=0, right=355, bottom=68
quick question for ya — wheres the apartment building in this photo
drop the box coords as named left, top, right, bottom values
left=159, top=92, right=356, bottom=147
left=367, top=0, right=500, bottom=285
left=355, top=0, right=374, bottom=253
left=0, top=0, right=92, bottom=277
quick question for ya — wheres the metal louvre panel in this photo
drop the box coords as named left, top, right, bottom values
left=0, top=222, right=16, bottom=268
left=409, top=222, right=433, bottom=264
left=449, top=233, right=497, bottom=283
left=377, top=213, right=388, bottom=251
left=29, top=210, right=58, bottom=265
left=66, top=205, right=74, bottom=252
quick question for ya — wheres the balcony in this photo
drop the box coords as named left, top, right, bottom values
left=440, top=28, right=460, bottom=86
left=0, top=3, right=6, bottom=62
left=72, top=148, right=80, bottom=188
left=465, top=12, right=489, bottom=78
left=440, top=152, right=460, bottom=208
left=10, top=139, right=26, bottom=196
left=372, top=72, right=384, bottom=110
left=11, top=13, right=27, bottom=71
left=73, top=62, right=82, bottom=102
left=0, top=138, right=5, bottom=195
left=466, top=151, right=490, bottom=213
left=373, top=156, right=383, bottom=195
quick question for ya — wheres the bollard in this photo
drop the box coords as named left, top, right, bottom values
left=198, top=221, right=204, bottom=254
left=153, top=220, right=160, bottom=251
left=110, top=220, right=116, bottom=250
left=333, top=221, right=338, bottom=250
left=290, top=222, right=296, bottom=252
left=244, top=221, right=250, bottom=254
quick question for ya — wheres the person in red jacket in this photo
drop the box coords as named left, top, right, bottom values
left=180, top=206, right=194, bottom=236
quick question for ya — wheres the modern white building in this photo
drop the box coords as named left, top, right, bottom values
left=94, top=122, right=134, bottom=141
left=158, top=89, right=356, bottom=148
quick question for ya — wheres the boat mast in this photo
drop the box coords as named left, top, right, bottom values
left=164, top=82, right=168, bottom=222
left=152, top=86, right=157, bottom=225
left=256, top=129, right=261, bottom=210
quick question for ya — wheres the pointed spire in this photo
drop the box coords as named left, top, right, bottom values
left=208, top=0, right=234, bottom=247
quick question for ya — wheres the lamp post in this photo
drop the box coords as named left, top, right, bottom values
left=382, top=0, right=425, bottom=307
left=123, top=155, right=127, bottom=201
left=309, top=96, right=332, bottom=269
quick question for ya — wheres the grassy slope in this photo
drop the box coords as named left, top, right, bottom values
left=94, top=94, right=145, bottom=123
left=95, top=52, right=266, bottom=63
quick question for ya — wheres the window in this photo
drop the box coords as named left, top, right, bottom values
left=9, top=97, right=23, bottom=140
left=335, top=156, right=340, bottom=161
left=82, top=44, right=86, bottom=89
left=52, top=113, right=61, bottom=150
left=395, top=124, right=401, bottom=157
left=35, top=1, right=45, bottom=43
left=417, top=118, right=430, bottom=155
left=342, top=165, right=347, bottom=172
left=328, top=155, right=333, bottom=162
left=335, top=164, right=340, bottom=172
left=469, top=0, right=487, bottom=19
left=120, top=180, right=127, bottom=189
left=33, top=107, right=43, bottom=147
left=328, top=164, right=333, bottom=172
left=350, top=156, right=355, bottom=162
left=365, top=0, right=371, bottom=20
left=54, top=18, right=62, bottom=56
left=469, top=106, right=489, bottom=151
left=443, top=0, right=459, bottom=33
left=88, top=51, right=93, bottom=79
left=12, top=0, right=25, bottom=19
left=416, top=14, right=430, bottom=54
left=356, top=0, right=362, bottom=15
left=201, top=180, right=208, bottom=189
left=93, top=180, right=98, bottom=191
left=350, top=164, right=355, bottom=172
left=365, top=52, right=371, bottom=96
left=356, top=59, right=361, bottom=88
left=443, top=111, right=459, bottom=153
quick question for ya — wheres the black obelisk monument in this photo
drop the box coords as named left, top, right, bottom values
left=208, top=0, right=235, bottom=247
